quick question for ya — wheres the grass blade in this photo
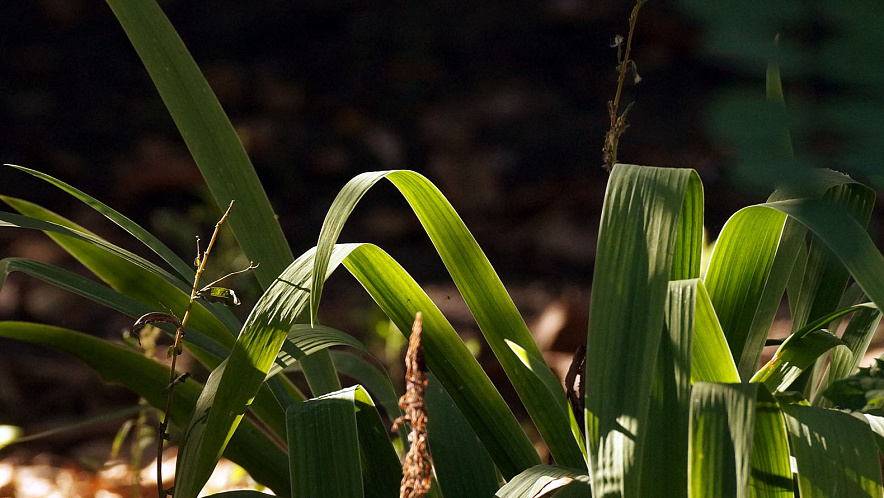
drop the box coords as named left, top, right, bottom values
left=494, top=465, right=586, bottom=498
left=816, top=305, right=882, bottom=406
left=0, top=199, right=237, bottom=345
left=425, top=372, right=500, bottom=497
left=6, top=164, right=195, bottom=281
left=311, top=171, right=578, bottom=469
left=172, top=245, right=355, bottom=498
left=703, top=205, right=804, bottom=379
left=751, top=330, right=848, bottom=393
left=585, top=164, right=703, bottom=496
left=342, top=242, right=539, bottom=478
left=104, top=0, right=293, bottom=288
left=781, top=402, right=883, bottom=497
left=287, top=386, right=400, bottom=498
left=689, top=382, right=759, bottom=498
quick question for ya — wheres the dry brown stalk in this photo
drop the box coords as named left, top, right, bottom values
left=392, top=312, right=433, bottom=498
left=602, top=0, right=645, bottom=172
left=152, top=200, right=235, bottom=498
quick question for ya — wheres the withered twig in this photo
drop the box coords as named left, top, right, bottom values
left=602, top=0, right=645, bottom=172
left=152, top=200, right=235, bottom=498
left=392, top=312, right=433, bottom=498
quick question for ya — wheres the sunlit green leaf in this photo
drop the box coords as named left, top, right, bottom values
left=585, top=164, right=703, bottom=496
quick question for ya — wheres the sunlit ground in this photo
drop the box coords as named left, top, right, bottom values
left=0, top=448, right=271, bottom=498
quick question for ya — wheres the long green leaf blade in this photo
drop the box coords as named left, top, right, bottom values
left=104, top=0, right=293, bottom=288
left=495, top=465, right=587, bottom=498
left=173, top=246, right=353, bottom=498
left=703, top=205, right=803, bottom=379
left=585, top=164, right=703, bottom=496
left=0, top=199, right=237, bottom=345
left=751, top=330, right=848, bottom=393
left=750, top=388, right=793, bottom=498
left=6, top=164, right=195, bottom=281
left=310, top=170, right=580, bottom=469
left=781, top=402, right=883, bottom=497
left=287, top=386, right=400, bottom=498
left=342, top=243, right=539, bottom=477
left=689, top=382, right=759, bottom=498
left=425, top=372, right=500, bottom=498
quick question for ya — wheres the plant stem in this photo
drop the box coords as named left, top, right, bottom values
left=157, top=200, right=235, bottom=498
left=602, top=0, right=644, bottom=172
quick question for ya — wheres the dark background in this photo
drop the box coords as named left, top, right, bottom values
left=1, top=0, right=882, bottom=466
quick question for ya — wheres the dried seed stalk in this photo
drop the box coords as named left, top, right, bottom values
left=602, top=0, right=645, bottom=172
left=392, top=312, right=433, bottom=498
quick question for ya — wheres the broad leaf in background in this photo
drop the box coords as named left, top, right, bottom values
left=823, top=358, right=884, bottom=415
left=585, top=164, right=703, bottom=496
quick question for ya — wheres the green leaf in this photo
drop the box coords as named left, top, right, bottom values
left=781, top=402, right=883, bottom=497
left=783, top=177, right=875, bottom=397
left=0, top=256, right=299, bottom=439
left=494, top=465, right=587, bottom=498
left=287, top=386, right=400, bottom=498
left=703, top=204, right=804, bottom=379
left=823, top=358, right=884, bottom=415
left=342, top=243, right=539, bottom=478
left=689, top=382, right=759, bottom=498
left=816, top=305, right=882, bottom=406
left=311, top=170, right=574, bottom=470
left=762, top=197, right=884, bottom=340
left=751, top=329, right=848, bottom=393
left=425, top=372, right=501, bottom=497
left=0, top=322, right=289, bottom=495
left=0, top=199, right=237, bottom=346
left=104, top=0, right=293, bottom=289
left=639, top=280, right=697, bottom=498
left=750, top=389, right=794, bottom=498
left=327, top=351, right=403, bottom=425
left=269, top=323, right=380, bottom=379
left=585, top=164, right=703, bottom=496
left=173, top=245, right=352, bottom=498
left=5, top=164, right=195, bottom=281
left=669, top=279, right=740, bottom=384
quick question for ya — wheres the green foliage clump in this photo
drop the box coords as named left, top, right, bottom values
left=2, top=2, right=884, bottom=498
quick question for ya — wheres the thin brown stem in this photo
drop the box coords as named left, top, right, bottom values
left=156, top=200, right=235, bottom=498
left=602, top=0, right=645, bottom=172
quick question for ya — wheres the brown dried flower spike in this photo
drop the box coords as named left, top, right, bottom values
left=392, top=312, right=433, bottom=498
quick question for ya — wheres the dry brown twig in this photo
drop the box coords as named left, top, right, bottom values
left=132, top=200, right=236, bottom=498
left=602, top=0, right=646, bottom=172
left=392, top=312, right=433, bottom=498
